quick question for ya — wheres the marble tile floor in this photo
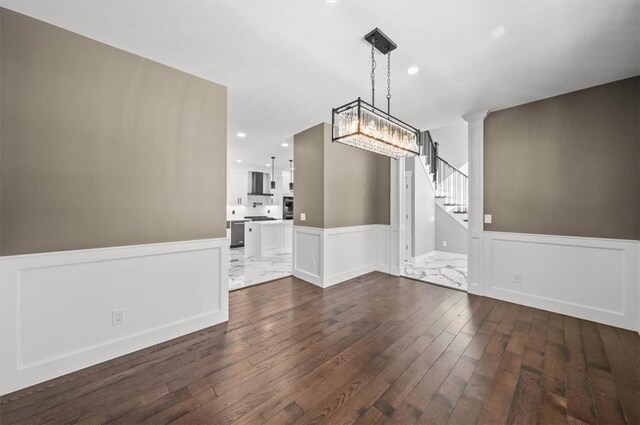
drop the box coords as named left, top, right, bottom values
left=229, top=246, right=292, bottom=290
left=403, top=251, right=468, bottom=291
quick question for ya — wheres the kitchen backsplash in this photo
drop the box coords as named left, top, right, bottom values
left=227, top=203, right=281, bottom=220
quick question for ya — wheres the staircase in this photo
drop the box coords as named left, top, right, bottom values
left=420, top=131, right=468, bottom=227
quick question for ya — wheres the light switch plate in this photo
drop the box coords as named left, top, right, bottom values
left=300, top=213, right=306, bottom=221
left=484, top=214, right=492, bottom=224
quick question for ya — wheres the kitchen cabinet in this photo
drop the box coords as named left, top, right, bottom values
left=228, top=172, right=248, bottom=205
left=245, top=220, right=286, bottom=259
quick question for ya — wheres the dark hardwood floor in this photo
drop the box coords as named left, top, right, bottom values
left=1, top=272, right=639, bottom=424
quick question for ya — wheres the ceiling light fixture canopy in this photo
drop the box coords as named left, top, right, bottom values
left=332, top=28, right=420, bottom=158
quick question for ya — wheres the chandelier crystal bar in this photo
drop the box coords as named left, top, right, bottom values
left=332, top=98, right=420, bottom=158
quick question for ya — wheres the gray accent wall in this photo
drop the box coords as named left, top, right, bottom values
left=0, top=9, right=227, bottom=255
left=435, top=207, right=468, bottom=255
left=293, top=122, right=390, bottom=228
left=484, top=77, right=639, bottom=240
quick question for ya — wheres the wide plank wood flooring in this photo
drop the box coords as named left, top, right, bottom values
left=1, top=272, right=639, bottom=424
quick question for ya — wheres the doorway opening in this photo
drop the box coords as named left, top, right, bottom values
left=401, top=123, right=469, bottom=291
left=227, top=167, right=294, bottom=290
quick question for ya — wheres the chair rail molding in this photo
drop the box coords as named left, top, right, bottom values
left=462, top=110, right=489, bottom=296
left=0, top=238, right=229, bottom=395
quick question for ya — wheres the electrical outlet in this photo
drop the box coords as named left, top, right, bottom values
left=300, top=213, right=306, bottom=221
left=484, top=214, right=492, bottom=224
left=442, top=241, right=448, bottom=247
left=311, top=259, right=316, bottom=268
left=513, top=274, right=523, bottom=284
left=267, top=209, right=271, bottom=214
left=112, top=309, right=125, bottom=326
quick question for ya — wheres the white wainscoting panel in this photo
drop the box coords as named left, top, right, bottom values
left=292, top=226, right=323, bottom=286
left=0, top=238, right=229, bottom=395
left=483, top=231, right=638, bottom=331
left=468, top=230, right=483, bottom=295
left=377, top=227, right=390, bottom=273
left=293, top=225, right=390, bottom=288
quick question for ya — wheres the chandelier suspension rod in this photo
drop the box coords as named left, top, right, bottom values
left=387, top=52, right=391, bottom=114
left=370, top=36, right=376, bottom=108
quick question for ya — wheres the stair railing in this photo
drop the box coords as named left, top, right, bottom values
left=421, top=130, right=438, bottom=176
left=435, top=156, right=468, bottom=214
left=421, top=131, right=468, bottom=215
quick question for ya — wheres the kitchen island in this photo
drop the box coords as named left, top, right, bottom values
left=245, top=219, right=293, bottom=259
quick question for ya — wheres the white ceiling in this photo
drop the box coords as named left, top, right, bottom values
left=2, top=0, right=639, bottom=169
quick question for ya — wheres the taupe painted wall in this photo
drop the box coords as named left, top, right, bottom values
left=376, top=155, right=391, bottom=225
left=293, top=123, right=325, bottom=228
left=0, top=9, right=227, bottom=255
left=293, top=122, right=390, bottom=228
left=484, top=77, right=639, bottom=240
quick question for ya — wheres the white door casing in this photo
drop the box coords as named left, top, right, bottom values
left=404, top=172, right=413, bottom=259
left=462, top=111, right=489, bottom=295
left=389, top=157, right=405, bottom=276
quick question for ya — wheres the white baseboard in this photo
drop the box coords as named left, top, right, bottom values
left=293, top=225, right=390, bottom=288
left=0, top=238, right=229, bottom=395
left=483, top=231, right=638, bottom=331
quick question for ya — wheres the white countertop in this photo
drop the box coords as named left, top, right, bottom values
left=246, top=219, right=293, bottom=225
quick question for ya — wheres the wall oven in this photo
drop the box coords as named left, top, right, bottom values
left=283, top=196, right=293, bottom=220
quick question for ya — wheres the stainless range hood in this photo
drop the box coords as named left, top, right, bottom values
left=247, top=172, right=274, bottom=196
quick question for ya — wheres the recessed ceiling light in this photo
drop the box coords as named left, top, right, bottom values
left=281, top=143, right=289, bottom=147
left=236, top=159, right=242, bottom=163
left=265, top=163, right=270, bottom=167
left=406, top=66, right=419, bottom=75
left=490, top=25, right=506, bottom=40
left=237, top=132, right=246, bottom=138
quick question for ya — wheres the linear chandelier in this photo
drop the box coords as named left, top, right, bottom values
left=332, top=28, right=420, bottom=158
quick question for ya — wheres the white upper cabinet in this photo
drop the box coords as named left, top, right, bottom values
left=228, top=172, right=248, bottom=205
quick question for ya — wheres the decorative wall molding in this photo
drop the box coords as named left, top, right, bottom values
left=462, top=110, right=489, bottom=296
left=292, top=226, right=323, bottom=286
left=0, top=238, right=229, bottom=395
left=293, top=225, right=390, bottom=288
left=483, top=231, right=638, bottom=331
left=389, top=157, right=405, bottom=276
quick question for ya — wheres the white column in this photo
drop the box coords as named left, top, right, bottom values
left=462, top=111, right=489, bottom=295
left=389, top=157, right=405, bottom=276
